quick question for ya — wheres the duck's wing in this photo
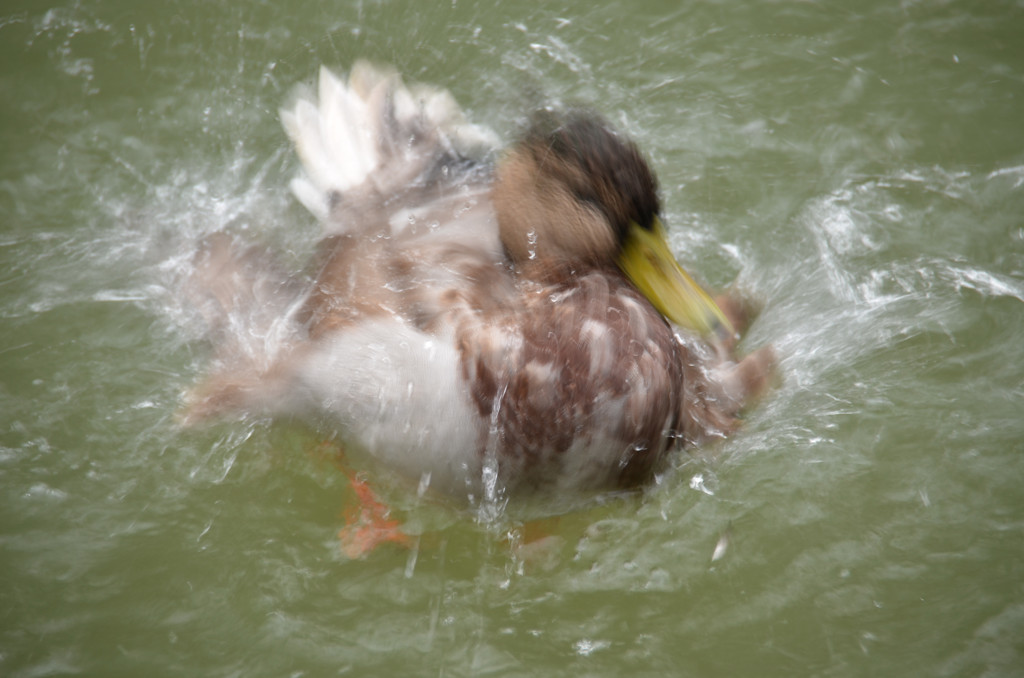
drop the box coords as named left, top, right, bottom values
left=280, top=62, right=501, bottom=239
left=280, top=63, right=512, bottom=341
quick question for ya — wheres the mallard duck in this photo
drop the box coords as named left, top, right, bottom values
left=184, top=63, right=774, bottom=503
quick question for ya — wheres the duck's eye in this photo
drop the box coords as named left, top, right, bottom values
left=572, top=188, right=602, bottom=212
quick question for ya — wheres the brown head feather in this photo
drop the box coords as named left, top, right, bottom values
left=493, top=111, right=660, bottom=274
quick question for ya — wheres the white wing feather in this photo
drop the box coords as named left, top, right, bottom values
left=280, top=61, right=500, bottom=233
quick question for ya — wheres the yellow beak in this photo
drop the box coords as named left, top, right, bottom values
left=619, top=217, right=735, bottom=343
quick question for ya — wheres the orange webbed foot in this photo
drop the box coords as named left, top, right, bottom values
left=505, top=516, right=567, bottom=572
left=338, top=470, right=412, bottom=559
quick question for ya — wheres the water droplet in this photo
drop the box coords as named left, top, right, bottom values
left=711, top=533, right=729, bottom=562
left=573, top=639, right=610, bottom=656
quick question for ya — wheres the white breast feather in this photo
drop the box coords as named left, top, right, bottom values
left=295, top=317, right=483, bottom=495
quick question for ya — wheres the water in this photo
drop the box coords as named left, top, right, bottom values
left=2, top=0, right=1023, bottom=675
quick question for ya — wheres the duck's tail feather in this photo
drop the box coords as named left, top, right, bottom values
left=179, top=232, right=308, bottom=426
left=280, top=62, right=500, bottom=229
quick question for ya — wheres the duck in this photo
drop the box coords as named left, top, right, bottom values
left=183, top=62, right=775, bottom=506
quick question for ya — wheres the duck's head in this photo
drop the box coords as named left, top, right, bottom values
left=493, top=110, right=735, bottom=342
